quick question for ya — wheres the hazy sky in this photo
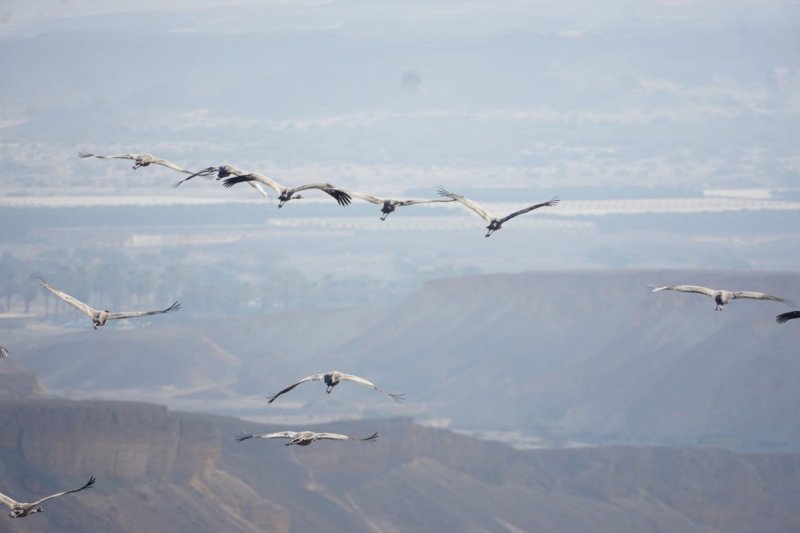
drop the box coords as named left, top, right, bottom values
left=2, top=1, right=797, bottom=183
left=1, top=0, right=798, bottom=271
left=2, top=1, right=800, bottom=454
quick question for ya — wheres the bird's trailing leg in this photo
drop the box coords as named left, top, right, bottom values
left=380, top=204, right=395, bottom=220
left=485, top=222, right=500, bottom=237
left=279, top=194, right=302, bottom=207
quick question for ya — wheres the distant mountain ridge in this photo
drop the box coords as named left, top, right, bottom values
left=0, top=361, right=42, bottom=399
left=0, top=398, right=799, bottom=532
left=341, top=269, right=800, bottom=449
left=11, top=269, right=800, bottom=451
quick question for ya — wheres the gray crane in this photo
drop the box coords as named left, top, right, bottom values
left=0, top=476, right=95, bottom=518
left=349, top=191, right=455, bottom=220
left=79, top=152, right=192, bottom=174
left=651, top=284, right=791, bottom=311
left=172, top=164, right=269, bottom=197
left=437, top=187, right=559, bottom=237
left=267, top=370, right=404, bottom=404
left=33, top=274, right=180, bottom=329
left=235, top=430, right=378, bottom=447
left=222, top=173, right=351, bottom=207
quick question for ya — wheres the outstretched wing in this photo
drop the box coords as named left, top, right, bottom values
left=247, top=181, right=271, bottom=198
left=348, top=192, right=384, bottom=205
left=237, top=431, right=299, bottom=442
left=222, top=173, right=285, bottom=195
left=393, top=198, right=456, bottom=207
left=173, top=166, right=222, bottom=187
left=106, top=301, right=181, bottom=321
left=79, top=152, right=135, bottom=161
left=339, top=373, right=404, bottom=402
left=32, top=274, right=98, bottom=318
left=358, top=432, right=379, bottom=442
left=650, top=285, right=718, bottom=298
left=732, top=291, right=790, bottom=304
left=31, top=476, right=96, bottom=507
left=437, top=187, right=494, bottom=222
left=497, top=197, right=560, bottom=224
left=147, top=157, right=193, bottom=175
left=289, top=183, right=352, bottom=206
left=776, top=311, right=800, bottom=324
left=267, top=374, right=325, bottom=404
left=0, top=490, right=20, bottom=509
left=312, top=432, right=351, bottom=441
left=217, top=170, right=271, bottom=198
left=315, top=432, right=379, bottom=442
left=0, top=346, right=8, bottom=358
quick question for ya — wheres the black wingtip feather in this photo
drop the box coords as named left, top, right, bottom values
left=78, top=152, right=93, bottom=159
left=776, top=311, right=800, bottom=324
left=181, top=167, right=217, bottom=182
left=235, top=432, right=253, bottom=443
left=361, top=432, right=379, bottom=442
left=222, top=175, right=255, bottom=189
left=331, top=190, right=352, bottom=206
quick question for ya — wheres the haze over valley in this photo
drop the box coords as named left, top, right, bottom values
left=2, top=1, right=800, bottom=531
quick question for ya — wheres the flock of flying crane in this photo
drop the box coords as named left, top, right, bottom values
left=0, top=149, right=798, bottom=519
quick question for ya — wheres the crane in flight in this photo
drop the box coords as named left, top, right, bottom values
left=0, top=476, right=95, bottom=519
left=267, top=370, right=404, bottom=404
left=437, top=187, right=559, bottom=237
left=172, top=164, right=269, bottom=197
left=222, top=173, right=351, bottom=207
left=235, top=430, right=378, bottom=447
left=79, top=152, right=193, bottom=174
left=650, top=284, right=791, bottom=311
left=33, top=274, right=181, bottom=329
left=349, top=191, right=455, bottom=220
